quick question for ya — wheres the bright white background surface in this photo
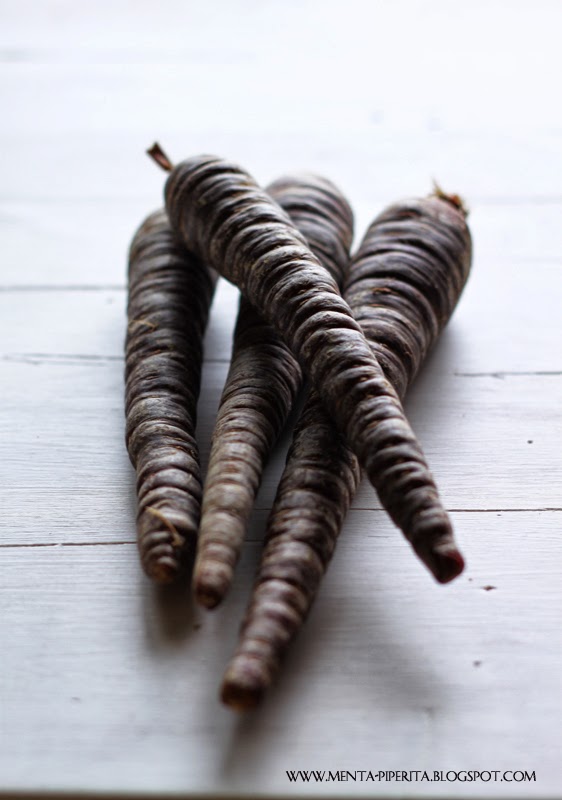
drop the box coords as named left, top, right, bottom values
left=0, top=1, right=560, bottom=797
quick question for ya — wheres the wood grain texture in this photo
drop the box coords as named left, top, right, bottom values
left=1, top=362, right=560, bottom=548
left=1, top=202, right=561, bottom=288
left=2, top=212, right=562, bottom=389
left=3, top=131, right=562, bottom=211
left=1, top=0, right=561, bottom=796
left=0, top=512, right=560, bottom=797
left=0, top=202, right=562, bottom=292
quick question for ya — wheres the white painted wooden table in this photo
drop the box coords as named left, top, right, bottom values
left=1, top=1, right=561, bottom=797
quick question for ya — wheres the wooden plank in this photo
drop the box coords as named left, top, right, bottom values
left=2, top=129, right=562, bottom=209
left=1, top=359, right=560, bottom=547
left=3, top=59, right=562, bottom=143
left=2, top=0, right=562, bottom=144
left=1, top=2, right=561, bottom=796
left=1, top=211, right=561, bottom=372
left=1, top=0, right=561, bottom=208
left=3, top=0, right=562, bottom=75
left=0, top=280, right=240, bottom=364
left=0, top=198, right=149, bottom=288
left=0, top=511, right=560, bottom=797
left=2, top=199, right=562, bottom=287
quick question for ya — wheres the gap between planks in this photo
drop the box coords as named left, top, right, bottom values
left=1, top=508, right=560, bottom=550
left=0, top=284, right=126, bottom=292
left=2, top=194, right=562, bottom=205
left=455, top=370, right=562, bottom=378
left=0, top=354, right=230, bottom=365
left=1, top=354, right=561, bottom=378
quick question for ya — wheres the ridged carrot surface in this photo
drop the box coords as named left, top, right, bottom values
left=194, top=175, right=354, bottom=609
left=162, top=154, right=463, bottom=586
left=221, top=190, right=472, bottom=710
left=125, top=210, right=216, bottom=583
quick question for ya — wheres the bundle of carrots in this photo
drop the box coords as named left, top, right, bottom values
left=125, top=144, right=472, bottom=711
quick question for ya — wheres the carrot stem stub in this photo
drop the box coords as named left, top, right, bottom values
left=220, top=188, right=472, bottom=710
left=160, top=154, right=464, bottom=584
left=193, top=174, right=354, bottom=609
left=125, top=209, right=216, bottom=583
left=147, top=142, right=174, bottom=173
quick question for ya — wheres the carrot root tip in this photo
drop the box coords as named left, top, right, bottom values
left=431, top=545, right=465, bottom=584
left=221, top=683, right=263, bottom=713
left=144, top=555, right=181, bottom=584
left=221, top=665, right=266, bottom=712
left=193, top=563, right=233, bottom=609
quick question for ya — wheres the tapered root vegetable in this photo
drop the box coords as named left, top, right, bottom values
left=150, top=147, right=462, bottom=585
left=221, top=388, right=360, bottom=711
left=346, top=188, right=472, bottom=398
left=125, top=209, right=216, bottom=583
left=194, top=175, right=354, bottom=609
left=221, top=189, right=472, bottom=710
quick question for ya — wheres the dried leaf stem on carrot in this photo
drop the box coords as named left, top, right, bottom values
left=194, top=175, right=354, bottom=609
left=149, top=146, right=463, bottom=585
left=221, top=190, right=472, bottom=710
left=125, top=209, right=216, bottom=583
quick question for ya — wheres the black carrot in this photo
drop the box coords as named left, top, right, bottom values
left=149, top=146, right=463, bottom=586
left=221, top=189, right=472, bottom=710
left=125, top=209, right=216, bottom=582
left=194, top=175, right=354, bottom=609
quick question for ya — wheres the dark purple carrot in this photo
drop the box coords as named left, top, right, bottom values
left=149, top=145, right=463, bottom=585
left=125, top=209, right=216, bottom=583
left=194, top=175, right=354, bottom=609
left=221, top=189, right=472, bottom=710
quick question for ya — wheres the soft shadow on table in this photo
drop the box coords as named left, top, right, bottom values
left=124, top=442, right=198, bottom=648
left=218, top=328, right=467, bottom=776
left=140, top=559, right=197, bottom=650
left=405, top=324, right=473, bottom=494
left=408, top=321, right=467, bottom=389
left=218, top=576, right=448, bottom=779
